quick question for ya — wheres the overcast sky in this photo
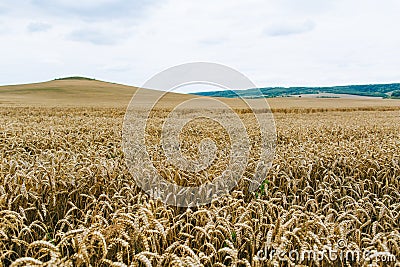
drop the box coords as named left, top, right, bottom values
left=1, top=0, right=400, bottom=89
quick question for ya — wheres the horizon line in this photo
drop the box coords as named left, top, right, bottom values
left=1, top=76, right=400, bottom=92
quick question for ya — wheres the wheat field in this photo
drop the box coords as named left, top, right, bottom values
left=1, top=80, right=400, bottom=267
left=0, top=100, right=399, bottom=266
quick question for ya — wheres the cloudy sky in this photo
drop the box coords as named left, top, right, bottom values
left=1, top=0, right=400, bottom=89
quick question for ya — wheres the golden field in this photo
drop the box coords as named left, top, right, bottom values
left=0, top=80, right=399, bottom=266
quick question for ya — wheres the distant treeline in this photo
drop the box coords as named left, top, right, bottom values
left=194, top=83, right=400, bottom=99
left=392, top=90, right=400, bottom=97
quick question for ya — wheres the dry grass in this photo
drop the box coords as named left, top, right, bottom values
left=0, top=104, right=399, bottom=266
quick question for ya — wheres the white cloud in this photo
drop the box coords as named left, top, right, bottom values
left=265, top=20, right=315, bottom=37
left=100, top=63, right=132, bottom=72
left=68, top=29, right=118, bottom=45
left=27, top=22, right=52, bottom=32
left=0, top=0, right=400, bottom=88
left=30, top=0, right=158, bottom=21
left=41, top=0, right=122, bottom=9
left=0, top=6, right=6, bottom=15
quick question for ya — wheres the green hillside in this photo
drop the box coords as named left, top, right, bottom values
left=194, top=83, right=400, bottom=99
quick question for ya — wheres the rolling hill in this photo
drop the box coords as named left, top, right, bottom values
left=0, top=77, right=194, bottom=108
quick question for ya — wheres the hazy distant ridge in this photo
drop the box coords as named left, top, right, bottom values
left=193, top=83, right=400, bottom=98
